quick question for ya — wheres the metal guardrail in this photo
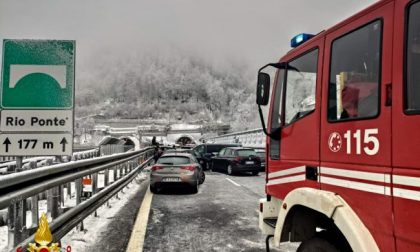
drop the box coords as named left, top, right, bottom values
left=0, top=147, right=154, bottom=251
left=0, top=148, right=100, bottom=174
left=205, top=128, right=265, bottom=149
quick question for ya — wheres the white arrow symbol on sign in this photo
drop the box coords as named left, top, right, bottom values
left=9, top=64, right=67, bottom=89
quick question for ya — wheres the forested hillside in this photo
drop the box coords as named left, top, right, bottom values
left=75, top=51, right=260, bottom=130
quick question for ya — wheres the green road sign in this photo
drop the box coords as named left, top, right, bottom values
left=1, top=39, right=75, bottom=109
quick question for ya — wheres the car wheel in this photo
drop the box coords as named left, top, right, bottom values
left=191, top=182, right=198, bottom=193
left=199, top=171, right=205, bottom=184
left=227, top=165, right=234, bottom=175
left=297, top=237, right=340, bottom=252
left=210, top=161, right=215, bottom=172
left=252, top=171, right=259, bottom=176
left=150, top=184, right=158, bottom=194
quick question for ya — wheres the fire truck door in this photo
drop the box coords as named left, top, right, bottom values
left=392, top=1, right=420, bottom=251
left=266, top=37, right=324, bottom=199
left=320, top=3, right=394, bottom=251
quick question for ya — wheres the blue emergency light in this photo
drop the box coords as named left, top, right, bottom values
left=291, top=33, right=315, bottom=48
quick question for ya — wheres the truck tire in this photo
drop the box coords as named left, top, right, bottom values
left=297, top=237, right=340, bottom=252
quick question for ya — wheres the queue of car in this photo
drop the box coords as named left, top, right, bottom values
left=149, top=143, right=266, bottom=194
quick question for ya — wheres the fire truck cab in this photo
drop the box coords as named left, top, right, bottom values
left=256, top=0, right=420, bottom=251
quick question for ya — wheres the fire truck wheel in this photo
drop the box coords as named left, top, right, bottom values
left=297, top=237, right=340, bottom=252
left=227, top=165, right=233, bottom=175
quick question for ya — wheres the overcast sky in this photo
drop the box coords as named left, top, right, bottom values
left=0, top=0, right=378, bottom=86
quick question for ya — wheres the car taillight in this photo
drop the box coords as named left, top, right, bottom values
left=151, top=166, right=163, bottom=171
left=234, top=156, right=242, bottom=162
left=181, top=165, right=196, bottom=171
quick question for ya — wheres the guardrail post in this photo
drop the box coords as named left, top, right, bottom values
left=30, top=195, right=39, bottom=229
left=104, top=169, right=109, bottom=187
left=104, top=169, right=110, bottom=208
left=75, top=178, right=84, bottom=231
left=20, top=198, right=28, bottom=239
left=92, top=173, right=98, bottom=217
left=67, top=182, right=72, bottom=197
left=113, top=165, right=117, bottom=183
left=7, top=205, right=15, bottom=250
left=120, top=164, right=125, bottom=193
left=48, top=187, right=59, bottom=219
left=114, top=165, right=120, bottom=199
left=12, top=199, right=26, bottom=247
left=7, top=157, right=27, bottom=249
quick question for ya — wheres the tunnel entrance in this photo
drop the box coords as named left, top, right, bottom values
left=175, top=136, right=195, bottom=146
left=121, top=137, right=135, bottom=147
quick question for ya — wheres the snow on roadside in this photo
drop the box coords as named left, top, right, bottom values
left=0, top=170, right=149, bottom=252
left=60, top=172, right=148, bottom=251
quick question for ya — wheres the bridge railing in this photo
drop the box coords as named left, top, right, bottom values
left=0, top=147, right=154, bottom=251
left=205, top=128, right=265, bottom=149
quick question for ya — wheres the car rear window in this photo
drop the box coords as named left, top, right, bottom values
left=207, top=145, right=225, bottom=153
left=236, top=149, right=257, bottom=156
left=256, top=152, right=265, bottom=158
left=157, top=156, right=191, bottom=165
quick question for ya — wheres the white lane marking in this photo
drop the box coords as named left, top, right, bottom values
left=126, top=187, right=154, bottom=252
left=321, top=167, right=390, bottom=183
left=268, top=166, right=305, bottom=179
left=226, top=178, right=241, bottom=187
left=393, top=188, right=420, bottom=201
left=393, top=175, right=420, bottom=187
left=320, top=176, right=391, bottom=196
left=267, top=174, right=306, bottom=186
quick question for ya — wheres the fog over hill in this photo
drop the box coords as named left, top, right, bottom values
left=75, top=49, right=260, bottom=130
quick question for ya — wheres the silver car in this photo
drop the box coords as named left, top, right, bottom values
left=150, top=153, right=204, bottom=193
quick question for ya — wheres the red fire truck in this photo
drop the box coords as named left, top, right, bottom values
left=256, top=0, right=420, bottom=251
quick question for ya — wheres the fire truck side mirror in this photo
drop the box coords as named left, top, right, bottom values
left=256, top=72, right=270, bottom=106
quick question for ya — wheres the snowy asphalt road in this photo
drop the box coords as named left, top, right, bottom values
left=141, top=171, right=297, bottom=252
left=143, top=171, right=266, bottom=252
left=65, top=170, right=298, bottom=252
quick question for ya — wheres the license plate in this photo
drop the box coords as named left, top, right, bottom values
left=245, top=161, right=254, bottom=165
left=162, top=177, right=181, bottom=182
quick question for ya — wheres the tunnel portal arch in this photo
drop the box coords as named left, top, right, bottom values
left=175, top=135, right=196, bottom=146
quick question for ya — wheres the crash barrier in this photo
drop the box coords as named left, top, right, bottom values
left=0, top=148, right=101, bottom=175
left=99, top=144, right=134, bottom=156
left=205, top=128, right=265, bottom=149
left=0, top=147, right=154, bottom=251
